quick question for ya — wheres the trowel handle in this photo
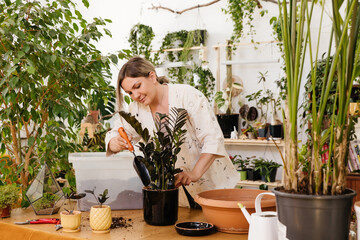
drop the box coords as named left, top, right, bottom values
left=118, top=127, right=134, bottom=152
left=255, top=192, right=275, bottom=213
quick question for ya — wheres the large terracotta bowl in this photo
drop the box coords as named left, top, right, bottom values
left=195, top=189, right=276, bottom=234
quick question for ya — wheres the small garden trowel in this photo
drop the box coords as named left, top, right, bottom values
left=118, top=127, right=151, bottom=186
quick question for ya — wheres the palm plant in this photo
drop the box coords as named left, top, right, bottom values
left=279, top=0, right=360, bottom=195
left=119, top=108, right=188, bottom=190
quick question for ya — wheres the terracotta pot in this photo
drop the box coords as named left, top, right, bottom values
left=195, top=189, right=276, bottom=234
left=88, top=110, right=100, bottom=124
left=0, top=206, right=11, bottom=218
left=60, top=210, right=81, bottom=232
left=89, top=205, right=112, bottom=233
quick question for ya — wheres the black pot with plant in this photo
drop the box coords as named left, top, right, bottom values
left=254, top=158, right=282, bottom=182
left=257, top=126, right=268, bottom=139
left=119, top=108, right=188, bottom=226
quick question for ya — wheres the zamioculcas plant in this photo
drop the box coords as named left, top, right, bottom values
left=85, top=188, right=109, bottom=208
left=119, top=108, right=188, bottom=190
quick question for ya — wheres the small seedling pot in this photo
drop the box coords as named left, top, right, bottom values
left=89, top=205, right=112, bottom=233
left=60, top=210, right=81, bottom=232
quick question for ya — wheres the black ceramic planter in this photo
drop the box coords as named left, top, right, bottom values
left=272, top=188, right=356, bottom=240
left=269, top=124, right=283, bottom=139
left=216, top=114, right=239, bottom=138
left=246, top=168, right=261, bottom=181
left=143, top=188, right=178, bottom=226
left=260, top=168, right=277, bottom=182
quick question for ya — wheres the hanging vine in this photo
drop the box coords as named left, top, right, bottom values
left=128, top=23, right=160, bottom=64
left=222, top=0, right=267, bottom=47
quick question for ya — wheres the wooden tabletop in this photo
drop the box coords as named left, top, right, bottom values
left=1, top=207, right=248, bottom=240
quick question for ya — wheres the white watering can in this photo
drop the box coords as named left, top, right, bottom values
left=238, top=192, right=278, bottom=240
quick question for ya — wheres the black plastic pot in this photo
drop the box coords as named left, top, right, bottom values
left=260, top=168, right=278, bottom=182
left=143, top=188, right=178, bottom=226
left=258, top=127, right=268, bottom=138
left=269, top=124, right=283, bottom=139
left=272, top=188, right=356, bottom=240
left=216, top=114, right=239, bottom=138
left=246, top=168, right=261, bottom=181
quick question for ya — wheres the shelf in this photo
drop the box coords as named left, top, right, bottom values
left=237, top=180, right=282, bottom=188
left=224, top=138, right=285, bottom=147
left=221, top=59, right=279, bottom=65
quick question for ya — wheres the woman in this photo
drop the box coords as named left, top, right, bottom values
left=105, top=56, right=238, bottom=207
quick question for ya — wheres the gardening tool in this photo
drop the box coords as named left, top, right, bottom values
left=118, top=128, right=201, bottom=209
left=238, top=192, right=278, bottom=240
left=182, top=185, right=202, bottom=210
left=118, top=127, right=151, bottom=186
left=14, top=218, right=60, bottom=225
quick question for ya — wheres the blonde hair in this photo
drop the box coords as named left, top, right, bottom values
left=117, top=56, right=169, bottom=110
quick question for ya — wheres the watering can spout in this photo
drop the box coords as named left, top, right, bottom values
left=237, top=203, right=251, bottom=223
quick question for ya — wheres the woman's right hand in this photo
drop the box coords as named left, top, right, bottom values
left=108, top=134, right=132, bottom=153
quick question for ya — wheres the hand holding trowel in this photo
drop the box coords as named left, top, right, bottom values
left=118, top=127, right=151, bottom=186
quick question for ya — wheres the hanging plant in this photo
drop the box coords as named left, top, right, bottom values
left=222, top=0, right=266, bottom=48
left=160, top=29, right=207, bottom=84
left=128, top=23, right=159, bottom=64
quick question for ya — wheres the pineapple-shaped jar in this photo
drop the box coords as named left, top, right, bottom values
left=85, top=188, right=112, bottom=233
left=89, top=205, right=112, bottom=233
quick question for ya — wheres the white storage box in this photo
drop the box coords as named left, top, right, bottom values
left=69, top=152, right=143, bottom=211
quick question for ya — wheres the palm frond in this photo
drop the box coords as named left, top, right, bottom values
left=119, top=111, right=150, bottom=142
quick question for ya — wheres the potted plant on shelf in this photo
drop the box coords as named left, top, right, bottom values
left=119, top=108, right=188, bottom=226
left=0, top=184, right=20, bottom=218
left=230, top=155, right=249, bottom=180
left=272, top=0, right=359, bottom=239
left=60, top=190, right=86, bottom=233
left=269, top=97, right=283, bottom=139
left=85, top=188, right=111, bottom=233
left=254, top=158, right=282, bottom=183
left=215, top=80, right=243, bottom=138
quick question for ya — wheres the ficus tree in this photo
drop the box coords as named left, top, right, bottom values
left=0, top=0, right=126, bottom=194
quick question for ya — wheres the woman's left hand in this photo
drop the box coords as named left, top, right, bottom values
left=175, top=171, right=199, bottom=188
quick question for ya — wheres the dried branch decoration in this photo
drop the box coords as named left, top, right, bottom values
left=149, top=0, right=221, bottom=15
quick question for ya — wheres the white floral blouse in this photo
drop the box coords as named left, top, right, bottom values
left=105, top=84, right=238, bottom=207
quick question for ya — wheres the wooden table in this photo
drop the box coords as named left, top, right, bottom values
left=0, top=207, right=248, bottom=239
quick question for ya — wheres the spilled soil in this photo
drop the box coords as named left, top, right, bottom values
left=110, top=217, right=132, bottom=229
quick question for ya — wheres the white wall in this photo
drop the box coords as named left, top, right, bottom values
left=74, top=0, right=334, bottom=173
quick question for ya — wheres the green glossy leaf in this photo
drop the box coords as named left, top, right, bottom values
left=27, top=66, right=35, bottom=74
left=82, top=0, right=89, bottom=8
left=73, top=23, right=79, bottom=32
